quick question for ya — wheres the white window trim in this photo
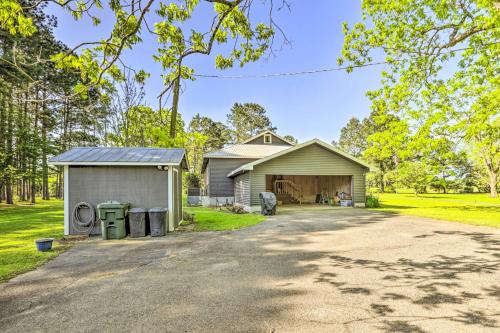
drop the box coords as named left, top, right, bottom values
left=264, top=134, right=272, bottom=144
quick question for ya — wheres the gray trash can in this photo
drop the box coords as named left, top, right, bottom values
left=149, top=207, right=167, bottom=237
left=129, top=208, right=147, bottom=238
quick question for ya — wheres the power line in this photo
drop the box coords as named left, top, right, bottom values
left=193, top=42, right=499, bottom=79
left=193, top=61, right=388, bottom=79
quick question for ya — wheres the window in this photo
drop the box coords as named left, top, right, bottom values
left=264, top=134, right=272, bottom=144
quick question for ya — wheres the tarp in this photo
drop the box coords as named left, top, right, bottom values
left=259, top=192, right=277, bottom=215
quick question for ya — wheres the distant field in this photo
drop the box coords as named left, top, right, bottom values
left=0, top=200, right=68, bottom=282
left=371, top=193, right=500, bottom=228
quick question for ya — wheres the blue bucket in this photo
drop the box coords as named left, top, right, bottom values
left=35, top=238, right=54, bottom=252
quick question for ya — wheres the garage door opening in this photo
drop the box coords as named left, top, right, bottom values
left=265, top=175, right=353, bottom=205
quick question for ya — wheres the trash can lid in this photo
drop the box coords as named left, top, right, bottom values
left=149, top=207, right=167, bottom=212
left=97, top=201, right=130, bottom=209
left=129, top=207, right=147, bottom=213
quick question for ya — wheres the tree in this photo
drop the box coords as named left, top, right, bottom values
left=340, top=0, right=499, bottom=197
left=2, top=0, right=290, bottom=138
left=187, top=114, right=230, bottom=175
left=332, top=117, right=371, bottom=157
left=226, top=103, right=276, bottom=142
left=397, top=161, right=434, bottom=195
left=105, top=70, right=146, bottom=146
left=189, top=114, right=231, bottom=151
left=283, top=135, right=298, bottom=144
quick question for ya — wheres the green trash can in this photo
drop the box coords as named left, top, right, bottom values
left=97, top=201, right=130, bottom=240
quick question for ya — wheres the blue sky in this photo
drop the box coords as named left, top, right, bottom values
left=48, top=0, right=385, bottom=143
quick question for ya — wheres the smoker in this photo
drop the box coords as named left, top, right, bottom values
left=259, top=192, right=277, bottom=215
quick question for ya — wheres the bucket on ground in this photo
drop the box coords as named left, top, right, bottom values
left=149, top=207, right=167, bottom=237
left=35, top=238, right=54, bottom=251
left=97, top=201, right=129, bottom=240
left=129, top=207, right=147, bottom=238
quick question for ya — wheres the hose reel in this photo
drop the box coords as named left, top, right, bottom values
left=72, top=202, right=96, bottom=234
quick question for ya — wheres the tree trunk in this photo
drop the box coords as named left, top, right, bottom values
left=5, top=90, right=14, bottom=204
left=41, top=91, right=49, bottom=200
left=169, top=73, right=181, bottom=139
left=489, top=171, right=498, bottom=198
left=30, top=91, right=39, bottom=204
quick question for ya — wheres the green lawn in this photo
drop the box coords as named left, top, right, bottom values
left=0, top=199, right=69, bottom=282
left=371, top=193, right=500, bottom=228
left=184, top=206, right=266, bottom=231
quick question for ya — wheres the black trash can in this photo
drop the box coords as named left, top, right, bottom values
left=129, top=208, right=147, bottom=238
left=149, top=207, right=167, bottom=237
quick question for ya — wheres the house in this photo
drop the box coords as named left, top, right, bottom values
left=49, top=147, right=188, bottom=235
left=201, top=131, right=372, bottom=211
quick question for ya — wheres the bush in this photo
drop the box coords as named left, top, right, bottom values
left=183, top=211, right=195, bottom=224
left=185, top=173, right=201, bottom=188
left=365, top=194, right=380, bottom=208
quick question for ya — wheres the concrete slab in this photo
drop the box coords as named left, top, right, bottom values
left=1, top=208, right=499, bottom=332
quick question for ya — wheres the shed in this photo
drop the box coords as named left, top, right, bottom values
left=49, top=147, right=188, bottom=235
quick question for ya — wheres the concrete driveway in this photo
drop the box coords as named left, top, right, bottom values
left=1, top=207, right=499, bottom=333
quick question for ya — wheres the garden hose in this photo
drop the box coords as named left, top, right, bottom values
left=72, top=202, right=96, bottom=234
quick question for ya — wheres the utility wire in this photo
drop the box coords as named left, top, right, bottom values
left=193, top=42, right=499, bottom=79
left=193, top=61, right=388, bottom=79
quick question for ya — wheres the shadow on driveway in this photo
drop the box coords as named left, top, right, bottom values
left=1, top=207, right=499, bottom=332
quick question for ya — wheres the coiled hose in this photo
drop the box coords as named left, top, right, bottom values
left=72, top=202, right=96, bottom=234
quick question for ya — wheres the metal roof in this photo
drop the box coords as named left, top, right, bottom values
left=49, top=147, right=186, bottom=166
left=203, top=144, right=291, bottom=158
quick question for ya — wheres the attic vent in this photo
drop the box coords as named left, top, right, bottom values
left=264, top=134, right=272, bottom=144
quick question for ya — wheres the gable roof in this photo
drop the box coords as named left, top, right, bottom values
left=241, top=130, right=296, bottom=145
left=227, top=139, right=374, bottom=177
left=202, top=143, right=290, bottom=172
left=49, top=147, right=188, bottom=168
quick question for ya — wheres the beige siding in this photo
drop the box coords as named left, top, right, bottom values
left=234, top=172, right=251, bottom=208
left=250, top=144, right=367, bottom=205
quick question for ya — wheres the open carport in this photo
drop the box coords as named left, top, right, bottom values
left=266, top=174, right=353, bottom=204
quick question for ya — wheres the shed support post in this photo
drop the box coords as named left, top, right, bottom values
left=167, top=167, right=174, bottom=232
left=64, top=165, right=69, bottom=235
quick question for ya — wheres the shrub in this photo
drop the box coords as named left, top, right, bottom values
left=183, top=211, right=195, bottom=224
left=366, top=194, right=380, bottom=208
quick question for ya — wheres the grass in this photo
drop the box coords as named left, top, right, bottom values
left=0, top=199, right=70, bottom=282
left=184, top=206, right=266, bottom=231
left=370, top=193, right=500, bottom=228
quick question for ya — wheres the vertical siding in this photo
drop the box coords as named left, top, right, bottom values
left=68, top=166, right=169, bottom=235
left=234, top=172, right=251, bottom=207
left=250, top=144, right=367, bottom=205
left=207, top=158, right=257, bottom=197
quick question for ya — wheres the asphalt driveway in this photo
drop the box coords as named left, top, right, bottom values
left=1, top=207, right=499, bottom=332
